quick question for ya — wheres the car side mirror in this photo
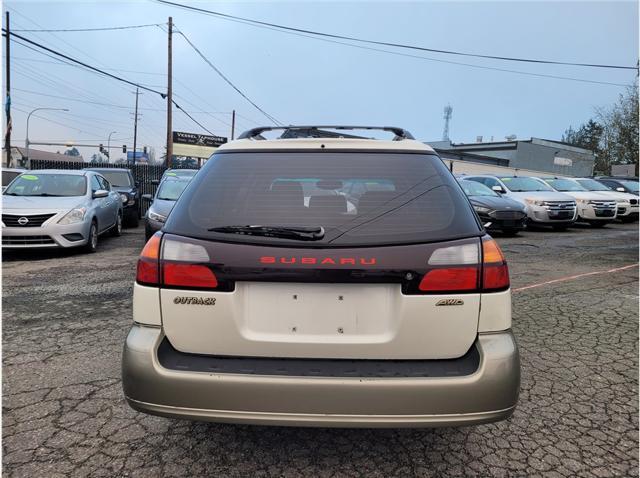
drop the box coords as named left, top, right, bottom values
left=142, top=194, right=153, bottom=202
left=492, top=185, right=505, bottom=194
left=93, top=189, right=109, bottom=198
left=151, top=179, right=160, bottom=186
left=616, top=187, right=625, bottom=192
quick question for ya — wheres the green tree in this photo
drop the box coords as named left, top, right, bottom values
left=64, top=147, right=80, bottom=157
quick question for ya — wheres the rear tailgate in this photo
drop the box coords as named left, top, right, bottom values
left=159, top=235, right=481, bottom=360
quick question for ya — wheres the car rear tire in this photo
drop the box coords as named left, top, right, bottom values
left=110, top=212, right=123, bottom=236
left=84, top=220, right=99, bottom=253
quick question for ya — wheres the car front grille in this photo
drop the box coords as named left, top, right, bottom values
left=492, top=210, right=526, bottom=220
left=2, top=213, right=56, bottom=227
left=590, top=200, right=617, bottom=210
left=543, top=201, right=576, bottom=211
left=2, top=235, right=55, bottom=245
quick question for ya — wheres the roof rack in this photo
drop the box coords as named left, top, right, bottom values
left=237, top=125, right=415, bottom=141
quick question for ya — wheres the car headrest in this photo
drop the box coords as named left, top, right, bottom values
left=308, top=195, right=348, bottom=213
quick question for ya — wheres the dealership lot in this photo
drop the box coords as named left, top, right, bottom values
left=2, top=224, right=638, bottom=477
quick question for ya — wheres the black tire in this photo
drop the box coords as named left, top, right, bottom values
left=551, top=224, right=569, bottom=231
left=110, top=212, right=123, bottom=236
left=124, top=210, right=139, bottom=228
left=501, top=228, right=520, bottom=236
left=84, top=220, right=99, bottom=253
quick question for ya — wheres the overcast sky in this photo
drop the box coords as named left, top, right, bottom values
left=3, top=0, right=638, bottom=161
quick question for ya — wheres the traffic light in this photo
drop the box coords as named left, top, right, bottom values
left=122, top=145, right=127, bottom=153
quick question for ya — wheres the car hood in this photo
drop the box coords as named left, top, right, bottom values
left=3, top=195, right=87, bottom=212
left=553, top=191, right=613, bottom=201
left=149, top=198, right=177, bottom=217
left=507, top=191, right=575, bottom=201
left=586, top=190, right=638, bottom=201
left=469, top=195, right=525, bottom=211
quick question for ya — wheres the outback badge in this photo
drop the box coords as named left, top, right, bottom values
left=173, top=296, right=216, bottom=306
left=436, top=298, right=464, bottom=306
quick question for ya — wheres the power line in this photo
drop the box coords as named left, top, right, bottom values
left=3, top=29, right=167, bottom=97
left=174, top=25, right=282, bottom=125
left=13, top=22, right=164, bottom=32
left=156, top=0, right=638, bottom=71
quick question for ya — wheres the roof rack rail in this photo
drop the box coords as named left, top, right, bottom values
left=237, top=125, right=415, bottom=141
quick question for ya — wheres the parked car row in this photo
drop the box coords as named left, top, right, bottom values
left=2, top=167, right=199, bottom=252
left=458, top=174, right=638, bottom=234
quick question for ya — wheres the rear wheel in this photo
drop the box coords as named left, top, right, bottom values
left=84, top=220, right=99, bottom=253
left=110, top=212, right=123, bottom=236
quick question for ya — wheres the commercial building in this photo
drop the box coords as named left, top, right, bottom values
left=429, top=137, right=595, bottom=177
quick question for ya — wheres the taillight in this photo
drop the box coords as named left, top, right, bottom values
left=135, top=233, right=219, bottom=290
left=417, top=243, right=480, bottom=293
left=414, top=238, right=510, bottom=294
left=136, top=232, right=162, bottom=285
left=481, top=237, right=510, bottom=291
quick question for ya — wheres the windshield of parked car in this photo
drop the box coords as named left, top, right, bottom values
left=4, top=173, right=87, bottom=197
left=619, top=180, right=639, bottom=192
left=164, top=170, right=197, bottom=179
left=2, top=171, right=22, bottom=187
left=156, top=180, right=189, bottom=201
left=543, top=178, right=587, bottom=192
left=499, top=177, right=554, bottom=192
left=95, top=171, right=132, bottom=187
left=165, top=152, right=481, bottom=247
left=575, top=179, right=611, bottom=191
left=459, top=180, right=498, bottom=197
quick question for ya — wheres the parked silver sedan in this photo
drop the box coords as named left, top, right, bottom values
left=2, top=169, right=123, bottom=252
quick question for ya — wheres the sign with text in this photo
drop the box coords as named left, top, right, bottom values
left=172, top=131, right=227, bottom=147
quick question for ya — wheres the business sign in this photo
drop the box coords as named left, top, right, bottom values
left=172, top=131, right=227, bottom=147
left=553, top=156, right=573, bottom=167
left=127, top=151, right=149, bottom=163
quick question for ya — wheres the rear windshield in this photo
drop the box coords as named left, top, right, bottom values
left=4, top=173, right=87, bottom=197
left=165, top=151, right=481, bottom=247
left=2, top=171, right=22, bottom=187
left=95, top=171, right=132, bottom=187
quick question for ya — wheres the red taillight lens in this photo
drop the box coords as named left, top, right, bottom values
left=482, top=237, right=510, bottom=291
left=418, top=267, right=479, bottom=292
left=136, top=232, right=162, bottom=285
left=163, top=263, right=218, bottom=288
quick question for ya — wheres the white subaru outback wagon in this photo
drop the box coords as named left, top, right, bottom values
left=123, top=125, right=520, bottom=427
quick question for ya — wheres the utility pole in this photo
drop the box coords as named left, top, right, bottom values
left=132, top=88, right=140, bottom=164
left=4, top=11, right=11, bottom=167
left=166, top=16, right=173, bottom=168
left=231, top=109, right=236, bottom=140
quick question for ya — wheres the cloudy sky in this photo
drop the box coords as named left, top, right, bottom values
left=4, top=0, right=638, bottom=161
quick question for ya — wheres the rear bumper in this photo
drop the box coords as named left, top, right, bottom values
left=122, top=325, right=520, bottom=427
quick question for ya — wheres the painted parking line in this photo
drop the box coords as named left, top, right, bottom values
left=513, top=263, right=639, bottom=293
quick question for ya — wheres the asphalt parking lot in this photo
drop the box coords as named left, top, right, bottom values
left=2, top=223, right=638, bottom=478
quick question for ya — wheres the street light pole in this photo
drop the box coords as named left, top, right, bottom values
left=107, top=130, right=117, bottom=162
left=25, top=107, right=69, bottom=168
